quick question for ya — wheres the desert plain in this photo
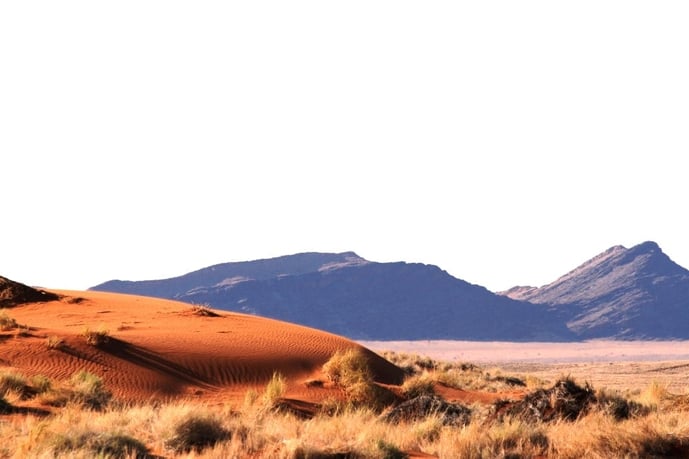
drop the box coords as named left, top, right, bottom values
left=361, top=339, right=689, bottom=393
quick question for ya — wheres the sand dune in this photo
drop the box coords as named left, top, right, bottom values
left=2, top=289, right=403, bottom=403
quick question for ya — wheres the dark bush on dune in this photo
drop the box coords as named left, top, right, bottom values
left=165, top=415, right=230, bottom=453
left=382, top=395, right=471, bottom=426
left=496, top=378, right=596, bottom=423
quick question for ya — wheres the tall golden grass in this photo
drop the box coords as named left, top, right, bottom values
left=1, top=352, right=688, bottom=458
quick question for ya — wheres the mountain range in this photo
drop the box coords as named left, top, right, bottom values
left=90, top=241, right=689, bottom=341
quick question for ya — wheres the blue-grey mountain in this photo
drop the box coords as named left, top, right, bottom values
left=91, top=252, right=572, bottom=341
left=500, top=241, right=689, bottom=339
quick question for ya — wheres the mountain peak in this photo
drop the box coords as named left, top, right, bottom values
left=499, top=241, right=689, bottom=339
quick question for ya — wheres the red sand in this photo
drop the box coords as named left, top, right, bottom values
left=2, top=290, right=403, bottom=404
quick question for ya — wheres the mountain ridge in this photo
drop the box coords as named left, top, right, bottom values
left=92, top=253, right=573, bottom=341
left=90, top=241, right=689, bottom=340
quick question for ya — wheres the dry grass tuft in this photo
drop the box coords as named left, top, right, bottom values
left=190, top=304, right=222, bottom=317
left=46, top=335, right=64, bottom=349
left=401, top=372, right=436, bottom=399
left=0, top=310, right=18, bottom=331
left=0, top=371, right=31, bottom=399
left=263, top=371, right=286, bottom=408
left=323, top=348, right=396, bottom=410
left=82, top=326, right=110, bottom=346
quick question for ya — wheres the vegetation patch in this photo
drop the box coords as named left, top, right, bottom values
left=0, top=371, right=31, bottom=399
left=190, top=304, right=221, bottom=317
left=382, top=394, right=471, bottom=427
left=45, top=335, right=64, bottom=349
left=52, top=431, right=150, bottom=458
left=0, top=310, right=18, bottom=331
left=165, top=414, right=230, bottom=453
left=263, top=371, right=286, bottom=408
left=496, top=378, right=596, bottom=423
left=41, top=371, right=112, bottom=410
left=82, top=326, right=110, bottom=346
left=323, top=348, right=396, bottom=410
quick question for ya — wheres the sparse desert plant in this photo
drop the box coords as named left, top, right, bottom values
left=0, top=310, right=18, bottom=331
left=323, top=348, right=395, bottom=410
left=42, top=371, right=112, bottom=410
left=82, top=326, right=109, bottom=346
left=190, top=304, right=221, bottom=317
left=637, top=380, right=670, bottom=409
left=243, top=388, right=259, bottom=410
left=0, top=371, right=30, bottom=399
left=401, top=372, right=436, bottom=399
left=263, top=371, right=286, bottom=408
left=46, top=335, right=64, bottom=349
left=68, top=370, right=112, bottom=410
left=596, top=387, right=650, bottom=420
left=30, top=374, right=52, bottom=394
left=164, top=414, right=230, bottom=453
left=323, top=348, right=373, bottom=388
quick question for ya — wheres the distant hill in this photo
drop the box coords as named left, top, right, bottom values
left=0, top=275, right=59, bottom=307
left=91, top=252, right=573, bottom=341
left=500, top=241, right=689, bottom=339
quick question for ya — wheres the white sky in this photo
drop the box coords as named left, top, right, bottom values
left=1, top=1, right=688, bottom=293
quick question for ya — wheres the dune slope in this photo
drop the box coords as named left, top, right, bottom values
left=1, top=287, right=403, bottom=403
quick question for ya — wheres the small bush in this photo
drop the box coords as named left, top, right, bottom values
left=323, top=348, right=373, bottom=388
left=190, top=304, right=221, bottom=317
left=597, top=388, right=650, bottom=420
left=165, top=415, right=230, bottom=453
left=69, top=371, right=112, bottom=410
left=0, top=311, right=18, bottom=331
left=43, top=371, right=112, bottom=409
left=46, top=335, right=64, bottom=349
left=82, top=327, right=109, bottom=346
left=53, top=431, right=149, bottom=458
left=323, top=348, right=395, bottom=410
left=401, top=373, right=435, bottom=399
left=0, top=371, right=30, bottom=399
left=382, top=395, right=472, bottom=427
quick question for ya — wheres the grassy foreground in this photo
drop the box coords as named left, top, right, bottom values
left=1, top=350, right=688, bottom=458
